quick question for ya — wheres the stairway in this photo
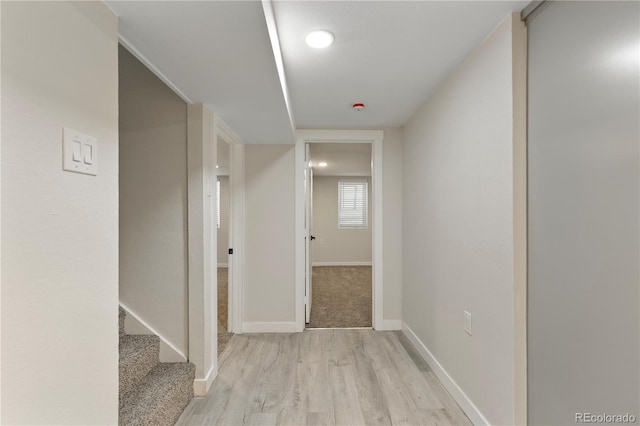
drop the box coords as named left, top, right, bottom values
left=119, top=308, right=195, bottom=426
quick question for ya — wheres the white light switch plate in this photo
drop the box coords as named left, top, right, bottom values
left=63, top=128, right=97, bottom=176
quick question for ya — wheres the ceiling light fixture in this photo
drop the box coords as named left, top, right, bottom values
left=305, top=30, right=334, bottom=49
left=318, top=162, right=328, bottom=167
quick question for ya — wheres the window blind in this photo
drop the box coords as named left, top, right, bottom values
left=338, top=180, right=368, bottom=228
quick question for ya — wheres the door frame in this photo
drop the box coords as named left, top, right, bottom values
left=216, top=119, right=245, bottom=335
left=294, top=129, right=384, bottom=331
left=304, top=144, right=314, bottom=323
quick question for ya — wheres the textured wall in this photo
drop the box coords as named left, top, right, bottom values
left=244, top=145, right=296, bottom=324
left=528, top=2, right=640, bottom=423
left=119, top=46, right=189, bottom=356
left=1, top=2, right=119, bottom=423
left=381, top=127, right=404, bottom=323
left=402, top=15, right=517, bottom=425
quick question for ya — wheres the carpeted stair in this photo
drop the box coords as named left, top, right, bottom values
left=119, top=308, right=195, bottom=426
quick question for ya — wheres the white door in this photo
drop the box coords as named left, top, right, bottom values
left=304, top=144, right=314, bottom=323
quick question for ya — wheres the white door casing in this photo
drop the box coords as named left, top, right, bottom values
left=295, top=129, right=384, bottom=331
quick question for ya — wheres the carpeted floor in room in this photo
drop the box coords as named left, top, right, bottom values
left=307, top=266, right=372, bottom=328
left=217, top=267, right=233, bottom=355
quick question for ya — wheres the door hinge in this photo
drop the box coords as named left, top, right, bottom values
left=228, top=248, right=233, bottom=255
left=304, top=296, right=309, bottom=304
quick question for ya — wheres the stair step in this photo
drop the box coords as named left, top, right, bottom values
left=119, top=307, right=126, bottom=341
left=119, top=362, right=196, bottom=426
left=119, top=335, right=160, bottom=401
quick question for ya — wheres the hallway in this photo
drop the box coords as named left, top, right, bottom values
left=176, top=330, right=471, bottom=425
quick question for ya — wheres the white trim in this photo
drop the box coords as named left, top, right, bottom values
left=193, top=365, right=217, bottom=397
left=312, top=262, right=372, bottom=267
left=119, top=302, right=188, bottom=363
left=118, top=35, right=192, bottom=104
left=377, top=319, right=402, bottom=330
left=243, top=322, right=298, bottom=333
left=401, top=322, right=490, bottom=426
left=217, top=263, right=229, bottom=268
left=295, top=129, right=384, bottom=332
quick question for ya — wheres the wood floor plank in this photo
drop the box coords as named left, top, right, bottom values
left=374, top=368, right=422, bottom=425
left=177, top=330, right=471, bottom=426
left=329, top=364, right=367, bottom=426
left=345, top=332, right=392, bottom=425
left=305, top=331, right=335, bottom=419
left=378, top=332, right=446, bottom=411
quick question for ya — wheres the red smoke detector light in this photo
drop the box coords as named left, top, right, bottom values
left=352, top=103, right=365, bottom=111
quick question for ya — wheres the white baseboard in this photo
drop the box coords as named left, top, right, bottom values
left=243, top=321, right=298, bottom=333
left=217, top=263, right=228, bottom=268
left=312, top=261, right=372, bottom=267
left=376, top=319, right=402, bottom=330
left=401, top=322, right=489, bottom=426
left=193, top=365, right=217, bottom=397
left=119, top=302, right=188, bottom=363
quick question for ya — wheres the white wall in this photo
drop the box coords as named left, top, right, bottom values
left=402, top=15, right=521, bottom=425
left=527, top=2, right=639, bottom=423
left=381, top=127, right=403, bottom=324
left=217, top=176, right=230, bottom=265
left=244, top=145, right=295, bottom=327
left=1, top=2, right=119, bottom=424
left=312, top=176, right=372, bottom=265
left=119, top=46, right=189, bottom=357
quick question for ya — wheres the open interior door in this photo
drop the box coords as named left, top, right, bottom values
left=304, top=144, right=314, bottom=324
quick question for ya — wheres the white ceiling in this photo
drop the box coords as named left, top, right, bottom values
left=273, top=0, right=528, bottom=128
left=107, top=1, right=528, bottom=144
left=310, top=143, right=371, bottom=177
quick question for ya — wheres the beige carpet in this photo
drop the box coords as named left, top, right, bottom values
left=307, top=266, right=372, bottom=328
left=217, top=268, right=233, bottom=355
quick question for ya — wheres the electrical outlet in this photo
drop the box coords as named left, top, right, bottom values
left=464, top=311, right=472, bottom=335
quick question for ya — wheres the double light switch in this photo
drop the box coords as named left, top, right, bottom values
left=63, top=128, right=97, bottom=176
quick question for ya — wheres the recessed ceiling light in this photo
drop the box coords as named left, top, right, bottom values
left=305, top=30, right=334, bottom=49
left=318, top=162, right=328, bottom=167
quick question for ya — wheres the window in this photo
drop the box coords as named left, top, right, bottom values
left=216, top=180, right=221, bottom=229
left=338, top=180, right=368, bottom=228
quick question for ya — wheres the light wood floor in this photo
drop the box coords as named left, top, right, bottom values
left=177, top=330, right=471, bottom=425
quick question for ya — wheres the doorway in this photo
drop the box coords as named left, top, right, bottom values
left=305, top=143, right=373, bottom=328
left=295, top=130, right=384, bottom=331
